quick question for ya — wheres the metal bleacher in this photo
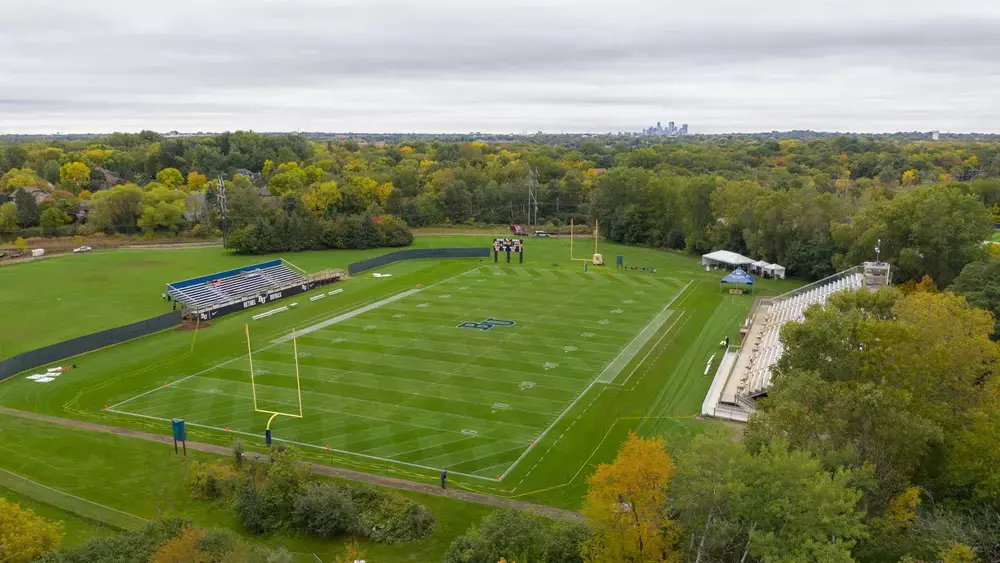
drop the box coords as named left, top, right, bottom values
left=735, top=271, right=865, bottom=398
left=704, top=263, right=889, bottom=422
left=166, top=259, right=306, bottom=311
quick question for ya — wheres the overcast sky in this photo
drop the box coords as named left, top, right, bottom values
left=2, top=0, right=999, bottom=134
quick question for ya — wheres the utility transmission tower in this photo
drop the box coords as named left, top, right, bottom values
left=526, top=167, right=540, bottom=230
left=217, top=175, right=229, bottom=248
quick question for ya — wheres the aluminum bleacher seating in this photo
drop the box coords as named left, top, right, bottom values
left=168, top=263, right=306, bottom=310
left=735, top=272, right=863, bottom=397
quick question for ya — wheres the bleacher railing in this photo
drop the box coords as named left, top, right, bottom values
left=771, top=265, right=864, bottom=302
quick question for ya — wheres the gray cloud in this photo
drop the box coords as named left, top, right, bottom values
left=1, top=0, right=999, bottom=133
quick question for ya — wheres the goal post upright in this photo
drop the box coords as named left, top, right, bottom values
left=245, top=324, right=304, bottom=446
left=570, top=218, right=597, bottom=262
left=245, top=324, right=259, bottom=411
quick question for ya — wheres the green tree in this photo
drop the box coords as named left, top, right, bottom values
left=87, top=183, right=143, bottom=233
left=155, top=167, right=184, bottom=188
left=673, top=432, right=866, bottom=563
left=13, top=189, right=39, bottom=227
left=950, top=257, right=1000, bottom=338
left=747, top=289, right=1000, bottom=508
left=40, top=207, right=71, bottom=234
left=444, top=509, right=586, bottom=563
left=0, top=202, right=17, bottom=233
left=832, top=186, right=991, bottom=285
left=138, top=185, right=187, bottom=232
left=41, top=160, right=61, bottom=185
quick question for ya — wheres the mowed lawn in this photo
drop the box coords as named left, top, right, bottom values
left=0, top=414, right=493, bottom=562
left=0, top=236, right=802, bottom=509
left=0, top=236, right=487, bottom=360
left=109, top=264, right=686, bottom=480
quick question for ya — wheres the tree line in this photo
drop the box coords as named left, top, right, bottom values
left=2, top=132, right=999, bottom=281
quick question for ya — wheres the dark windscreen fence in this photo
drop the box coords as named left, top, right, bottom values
left=347, top=247, right=490, bottom=275
left=0, top=311, right=182, bottom=382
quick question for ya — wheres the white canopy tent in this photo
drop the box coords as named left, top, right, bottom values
left=766, top=264, right=787, bottom=279
left=701, top=250, right=754, bottom=269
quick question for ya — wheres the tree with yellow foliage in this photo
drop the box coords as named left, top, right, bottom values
left=902, top=169, right=918, bottom=186
left=58, top=161, right=91, bottom=194
left=187, top=171, right=209, bottom=191
left=302, top=181, right=342, bottom=216
left=581, top=431, right=681, bottom=563
left=0, top=497, right=61, bottom=563
left=150, top=524, right=209, bottom=563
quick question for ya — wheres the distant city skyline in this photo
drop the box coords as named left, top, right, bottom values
left=640, top=121, right=689, bottom=137
left=1, top=0, right=999, bottom=134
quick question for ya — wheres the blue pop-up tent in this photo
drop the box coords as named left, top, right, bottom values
left=720, top=267, right=755, bottom=293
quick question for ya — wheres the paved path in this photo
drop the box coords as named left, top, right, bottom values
left=0, top=406, right=581, bottom=521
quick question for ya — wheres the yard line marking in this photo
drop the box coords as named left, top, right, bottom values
left=271, top=288, right=424, bottom=344
left=106, top=408, right=497, bottom=481
left=497, top=280, right=692, bottom=481
left=595, top=280, right=691, bottom=385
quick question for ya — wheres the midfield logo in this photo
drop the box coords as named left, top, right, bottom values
left=457, top=318, right=517, bottom=331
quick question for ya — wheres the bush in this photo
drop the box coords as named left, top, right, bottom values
left=37, top=518, right=186, bottom=563
left=379, top=214, right=414, bottom=247
left=444, top=509, right=587, bottom=563
left=233, top=485, right=275, bottom=535
left=292, top=483, right=359, bottom=538
left=37, top=518, right=293, bottom=563
left=348, top=486, right=436, bottom=543
left=187, top=460, right=238, bottom=501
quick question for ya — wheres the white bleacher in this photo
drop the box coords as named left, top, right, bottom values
left=167, top=263, right=306, bottom=310
left=733, top=272, right=864, bottom=398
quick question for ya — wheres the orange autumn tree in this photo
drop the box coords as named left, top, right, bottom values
left=581, top=431, right=681, bottom=563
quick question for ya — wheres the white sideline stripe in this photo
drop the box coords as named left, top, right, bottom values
left=498, top=279, right=692, bottom=481
left=595, top=309, right=674, bottom=384
left=596, top=279, right=692, bottom=384
left=613, top=312, right=686, bottom=388
left=271, top=288, right=424, bottom=344
left=106, top=408, right=497, bottom=481
left=0, top=468, right=148, bottom=523
left=309, top=294, right=327, bottom=302
left=327, top=288, right=343, bottom=296
left=704, top=353, right=716, bottom=375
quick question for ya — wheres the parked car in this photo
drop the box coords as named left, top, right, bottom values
left=533, top=230, right=550, bottom=237
left=73, top=246, right=93, bottom=253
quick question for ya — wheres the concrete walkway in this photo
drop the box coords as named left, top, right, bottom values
left=0, top=406, right=581, bottom=521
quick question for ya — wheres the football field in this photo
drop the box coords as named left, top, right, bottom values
left=107, top=265, right=687, bottom=480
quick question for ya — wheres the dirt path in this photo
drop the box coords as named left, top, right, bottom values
left=0, top=406, right=581, bottom=521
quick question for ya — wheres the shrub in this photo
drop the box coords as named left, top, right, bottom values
left=187, top=460, right=238, bottom=501
left=37, top=518, right=186, bottom=563
left=233, top=485, right=274, bottom=535
left=379, top=214, right=413, bottom=247
left=444, top=509, right=587, bottom=563
left=348, top=486, right=435, bottom=543
left=291, top=483, right=359, bottom=538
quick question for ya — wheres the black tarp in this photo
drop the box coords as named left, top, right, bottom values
left=347, top=247, right=490, bottom=275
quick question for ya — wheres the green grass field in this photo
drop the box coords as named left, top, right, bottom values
left=0, top=414, right=491, bottom=561
left=0, top=236, right=800, bottom=518
left=108, top=264, right=688, bottom=481
left=0, top=236, right=487, bottom=360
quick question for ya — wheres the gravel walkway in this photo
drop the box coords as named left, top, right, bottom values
left=0, top=406, right=581, bottom=521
